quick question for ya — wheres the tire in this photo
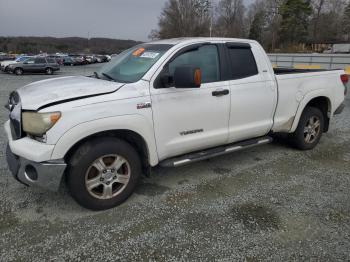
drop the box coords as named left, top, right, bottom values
left=289, top=106, right=324, bottom=150
left=14, top=68, right=23, bottom=75
left=45, top=67, right=53, bottom=75
left=67, top=137, right=142, bottom=210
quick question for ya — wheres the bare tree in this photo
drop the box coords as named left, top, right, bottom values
left=247, top=0, right=267, bottom=43
left=343, top=1, right=350, bottom=41
left=313, top=0, right=348, bottom=42
left=214, top=0, right=246, bottom=38
left=262, top=0, right=283, bottom=51
left=311, top=0, right=326, bottom=41
left=150, top=0, right=350, bottom=51
left=151, top=0, right=211, bottom=39
left=309, top=0, right=348, bottom=42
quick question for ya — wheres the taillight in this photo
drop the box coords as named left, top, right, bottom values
left=341, top=74, right=349, bottom=84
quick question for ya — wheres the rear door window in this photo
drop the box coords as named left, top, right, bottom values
left=35, top=57, right=46, bottom=64
left=47, top=58, right=56, bottom=63
left=227, top=44, right=258, bottom=80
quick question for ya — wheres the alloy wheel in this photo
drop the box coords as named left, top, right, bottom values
left=85, top=154, right=131, bottom=200
left=304, top=116, right=321, bottom=144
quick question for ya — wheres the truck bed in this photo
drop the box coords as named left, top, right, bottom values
left=274, top=67, right=332, bottom=75
left=272, top=67, right=345, bottom=133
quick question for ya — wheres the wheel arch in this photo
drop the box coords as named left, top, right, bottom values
left=50, top=115, right=159, bottom=167
left=14, top=67, right=23, bottom=72
left=291, top=94, right=332, bottom=133
left=64, top=129, right=151, bottom=172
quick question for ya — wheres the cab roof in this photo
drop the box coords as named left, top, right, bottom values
left=149, top=37, right=257, bottom=46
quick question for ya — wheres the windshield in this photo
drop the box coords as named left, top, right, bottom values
left=17, top=56, right=30, bottom=62
left=97, top=44, right=173, bottom=83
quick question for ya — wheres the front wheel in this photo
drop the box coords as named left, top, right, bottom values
left=67, top=137, right=142, bottom=210
left=14, top=68, right=23, bottom=75
left=289, top=106, right=324, bottom=150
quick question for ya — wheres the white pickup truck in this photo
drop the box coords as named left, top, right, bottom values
left=5, top=38, right=348, bottom=210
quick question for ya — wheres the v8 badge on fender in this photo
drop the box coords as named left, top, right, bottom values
left=137, top=102, right=152, bottom=109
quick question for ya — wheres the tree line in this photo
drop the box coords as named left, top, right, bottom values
left=0, top=37, right=141, bottom=54
left=150, top=0, right=350, bottom=52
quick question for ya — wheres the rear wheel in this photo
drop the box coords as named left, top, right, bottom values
left=67, top=137, right=142, bottom=210
left=45, top=67, right=53, bottom=75
left=14, top=68, right=23, bottom=75
left=289, top=106, right=324, bottom=150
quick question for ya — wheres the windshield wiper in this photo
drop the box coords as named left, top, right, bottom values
left=93, top=71, right=100, bottom=79
left=101, top=73, right=116, bottom=82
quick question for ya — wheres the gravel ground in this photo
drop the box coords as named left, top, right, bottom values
left=0, top=65, right=349, bottom=261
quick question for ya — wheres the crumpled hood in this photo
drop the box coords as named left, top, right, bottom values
left=17, top=76, right=124, bottom=110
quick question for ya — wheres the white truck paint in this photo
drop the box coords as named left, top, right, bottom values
left=4, top=37, right=347, bottom=209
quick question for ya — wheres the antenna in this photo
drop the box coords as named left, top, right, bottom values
left=85, top=31, right=90, bottom=76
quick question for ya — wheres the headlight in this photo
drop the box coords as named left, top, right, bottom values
left=22, top=112, right=61, bottom=136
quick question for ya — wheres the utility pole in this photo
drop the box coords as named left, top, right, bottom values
left=209, top=0, right=213, bottom=37
left=210, top=16, right=213, bottom=37
left=87, top=31, right=90, bottom=53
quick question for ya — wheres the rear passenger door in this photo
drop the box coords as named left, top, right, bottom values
left=47, top=58, right=57, bottom=68
left=34, top=57, right=47, bottom=72
left=226, top=43, right=277, bottom=143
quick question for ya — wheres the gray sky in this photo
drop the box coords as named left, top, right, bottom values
left=0, top=0, right=253, bottom=41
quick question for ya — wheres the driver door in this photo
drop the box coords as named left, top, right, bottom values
left=22, top=58, right=36, bottom=72
left=150, top=44, right=231, bottom=161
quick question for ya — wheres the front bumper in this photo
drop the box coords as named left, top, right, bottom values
left=6, top=145, right=66, bottom=191
left=7, top=66, right=14, bottom=73
left=4, top=121, right=67, bottom=191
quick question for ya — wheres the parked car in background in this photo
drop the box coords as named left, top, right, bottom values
left=96, top=55, right=108, bottom=63
left=85, top=55, right=97, bottom=64
left=323, top=44, right=350, bottom=54
left=0, top=54, right=15, bottom=62
left=47, top=55, right=65, bottom=65
left=7, top=57, right=60, bottom=75
left=105, top=55, right=112, bottom=61
left=62, top=56, right=76, bottom=66
left=95, top=55, right=103, bottom=63
left=1, top=56, right=33, bottom=72
left=70, top=55, right=88, bottom=65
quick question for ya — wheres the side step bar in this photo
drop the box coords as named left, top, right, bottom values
left=159, top=136, right=273, bottom=167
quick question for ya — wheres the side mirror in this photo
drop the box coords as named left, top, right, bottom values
left=174, top=66, right=201, bottom=88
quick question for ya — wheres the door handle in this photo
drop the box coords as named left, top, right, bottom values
left=212, top=89, right=229, bottom=97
